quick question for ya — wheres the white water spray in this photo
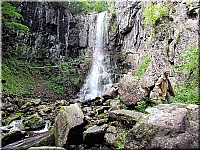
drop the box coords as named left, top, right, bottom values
left=78, top=12, right=112, bottom=100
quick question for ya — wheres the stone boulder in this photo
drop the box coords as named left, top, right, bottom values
left=83, top=124, right=108, bottom=146
left=102, top=86, right=118, bottom=100
left=125, top=103, right=199, bottom=149
left=104, top=125, right=127, bottom=148
left=54, top=103, right=84, bottom=147
left=118, top=74, right=147, bottom=107
left=109, top=109, right=144, bottom=129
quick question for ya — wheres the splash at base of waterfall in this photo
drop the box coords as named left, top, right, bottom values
left=77, top=11, right=113, bottom=101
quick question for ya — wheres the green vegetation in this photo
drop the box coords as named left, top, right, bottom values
left=142, top=2, right=168, bottom=28
left=2, top=2, right=29, bottom=58
left=46, top=60, right=83, bottom=95
left=63, top=0, right=112, bottom=15
left=116, top=130, right=127, bottom=150
left=109, top=11, right=117, bottom=32
left=5, top=112, right=24, bottom=125
left=173, top=86, right=199, bottom=104
left=2, top=59, right=34, bottom=95
left=134, top=55, right=150, bottom=79
left=174, top=45, right=199, bottom=104
left=135, top=100, right=147, bottom=113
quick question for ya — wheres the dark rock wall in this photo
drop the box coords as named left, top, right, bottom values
left=20, top=2, right=79, bottom=63
left=110, top=0, right=199, bottom=88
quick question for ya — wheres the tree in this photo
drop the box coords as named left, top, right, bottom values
left=2, top=2, right=29, bottom=58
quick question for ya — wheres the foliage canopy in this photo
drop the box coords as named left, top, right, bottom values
left=2, top=2, right=29, bottom=58
left=63, top=0, right=111, bottom=15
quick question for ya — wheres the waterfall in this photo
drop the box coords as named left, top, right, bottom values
left=78, top=11, right=112, bottom=101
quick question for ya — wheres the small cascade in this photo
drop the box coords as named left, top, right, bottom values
left=0, top=119, right=51, bottom=135
left=0, top=118, right=24, bottom=134
left=78, top=11, right=112, bottom=101
left=33, top=120, right=51, bottom=134
left=1, top=120, right=52, bottom=149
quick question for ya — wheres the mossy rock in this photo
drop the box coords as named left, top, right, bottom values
left=5, top=112, right=24, bottom=125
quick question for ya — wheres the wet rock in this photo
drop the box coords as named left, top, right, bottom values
left=82, top=106, right=95, bottom=117
left=37, top=105, right=53, bottom=116
left=54, top=103, right=84, bottom=147
left=125, top=103, right=200, bottom=149
left=104, top=126, right=128, bottom=149
left=83, top=124, right=108, bottom=146
left=3, top=113, right=23, bottom=126
left=28, top=146, right=66, bottom=150
left=102, top=87, right=118, bottom=99
left=2, top=131, right=54, bottom=150
left=2, top=130, right=27, bottom=147
left=24, top=113, right=45, bottom=130
left=108, top=99, right=121, bottom=111
left=20, top=101, right=34, bottom=112
left=104, top=126, right=118, bottom=146
left=32, top=99, right=41, bottom=105
left=96, top=106, right=110, bottom=114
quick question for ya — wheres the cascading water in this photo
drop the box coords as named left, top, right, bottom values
left=78, top=11, right=112, bottom=101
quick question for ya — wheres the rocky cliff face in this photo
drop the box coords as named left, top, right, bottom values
left=110, top=0, right=199, bottom=99
left=20, top=2, right=79, bottom=63
left=19, top=1, right=199, bottom=97
left=113, top=1, right=198, bottom=74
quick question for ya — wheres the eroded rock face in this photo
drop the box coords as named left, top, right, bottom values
left=125, top=103, right=199, bottom=149
left=139, top=1, right=199, bottom=90
left=54, top=103, right=84, bottom=147
left=20, top=2, right=77, bottom=62
left=113, top=0, right=146, bottom=70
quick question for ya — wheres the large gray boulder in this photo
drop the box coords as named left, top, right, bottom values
left=83, top=124, right=108, bottom=145
left=54, top=103, right=84, bottom=147
left=118, top=74, right=147, bottom=106
left=125, top=103, right=199, bottom=149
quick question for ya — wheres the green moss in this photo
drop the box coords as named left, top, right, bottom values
left=24, top=126, right=30, bottom=130
left=26, top=111, right=34, bottom=115
left=46, top=60, right=83, bottom=95
left=82, top=132, right=87, bottom=141
left=132, top=116, right=139, bottom=122
left=49, top=126, right=54, bottom=131
left=97, top=113, right=108, bottom=119
left=165, top=45, right=169, bottom=53
left=2, top=59, right=34, bottom=94
left=21, top=102, right=32, bottom=109
left=115, top=130, right=128, bottom=150
left=134, top=55, right=150, bottom=79
left=60, top=106, right=65, bottom=110
left=5, top=112, right=24, bottom=125
left=24, top=115, right=40, bottom=127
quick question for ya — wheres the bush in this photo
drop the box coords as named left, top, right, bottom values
left=173, top=83, right=199, bottom=104
left=174, top=45, right=199, bottom=104
left=63, top=0, right=109, bottom=15
left=142, top=2, right=168, bottom=27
